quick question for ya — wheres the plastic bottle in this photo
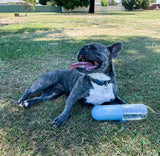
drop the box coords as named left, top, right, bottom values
left=91, top=104, right=147, bottom=122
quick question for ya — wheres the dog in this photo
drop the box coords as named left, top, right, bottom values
left=18, top=42, right=127, bottom=128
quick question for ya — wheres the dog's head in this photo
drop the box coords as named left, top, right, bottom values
left=70, top=42, right=122, bottom=75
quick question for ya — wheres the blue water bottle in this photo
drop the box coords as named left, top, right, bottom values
left=91, top=104, right=148, bottom=122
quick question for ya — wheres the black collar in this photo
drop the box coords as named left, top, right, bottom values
left=89, top=77, right=113, bottom=86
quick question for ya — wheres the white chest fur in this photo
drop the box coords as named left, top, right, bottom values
left=86, top=73, right=115, bottom=105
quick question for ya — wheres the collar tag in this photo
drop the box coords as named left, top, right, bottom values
left=89, top=77, right=112, bottom=86
left=104, top=81, right=109, bottom=87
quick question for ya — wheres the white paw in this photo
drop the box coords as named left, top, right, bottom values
left=24, top=101, right=29, bottom=107
left=19, top=102, right=24, bottom=107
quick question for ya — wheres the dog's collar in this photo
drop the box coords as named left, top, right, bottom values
left=89, top=77, right=112, bottom=86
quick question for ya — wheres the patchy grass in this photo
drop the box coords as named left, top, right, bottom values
left=0, top=11, right=160, bottom=155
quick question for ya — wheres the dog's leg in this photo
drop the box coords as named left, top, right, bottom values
left=23, top=93, right=59, bottom=108
left=53, top=95, right=76, bottom=128
left=23, top=97, right=44, bottom=108
left=18, top=71, right=59, bottom=106
left=53, top=84, right=87, bottom=128
left=23, top=85, right=64, bottom=108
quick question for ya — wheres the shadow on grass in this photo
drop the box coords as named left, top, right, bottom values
left=0, top=27, right=63, bottom=37
left=0, top=34, right=160, bottom=155
left=0, top=29, right=66, bottom=60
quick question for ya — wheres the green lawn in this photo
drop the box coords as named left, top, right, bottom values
left=0, top=11, right=160, bottom=155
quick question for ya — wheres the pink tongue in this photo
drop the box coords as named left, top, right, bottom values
left=70, top=62, right=96, bottom=70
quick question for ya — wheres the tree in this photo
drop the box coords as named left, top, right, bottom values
left=53, top=0, right=90, bottom=10
left=88, top=0, right=95, bottom=13
left=122, top=0, right=134, bottom=11
left=141, top=0, right=151, bottom=9
left=133, top=0, right=143, bottom=9
left=39, top=0, right=48, bottom=5
left=101, top=0, right=108, bottom=6
left=24, top=0, right=35, bottom=16
left=53, top=0, right=95, bottom=13
left=122, top=0, right=151, bottom=11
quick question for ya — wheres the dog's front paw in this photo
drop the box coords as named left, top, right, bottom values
left=53, top=114, right=68, bottom=128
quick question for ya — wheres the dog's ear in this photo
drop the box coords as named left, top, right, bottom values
left=107, top=42, right=123, bottom=59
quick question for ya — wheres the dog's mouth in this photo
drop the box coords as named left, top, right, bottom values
left=70, top=54, right=100, bottom=71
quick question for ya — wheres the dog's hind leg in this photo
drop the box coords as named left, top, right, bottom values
left=18, top=71, right=59, bottom=106
left=22, top=84, right=64, bottom=108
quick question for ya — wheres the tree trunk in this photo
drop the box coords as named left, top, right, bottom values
left=88, top=0, right=95, bottom=13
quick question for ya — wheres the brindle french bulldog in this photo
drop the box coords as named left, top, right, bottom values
left=18, top=42, right=127, bottom=128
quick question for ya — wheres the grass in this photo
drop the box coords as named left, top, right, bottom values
left=0, top=11, right=160, bottom=155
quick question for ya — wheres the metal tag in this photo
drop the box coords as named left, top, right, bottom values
left=105, top=81, right=108, bottom=87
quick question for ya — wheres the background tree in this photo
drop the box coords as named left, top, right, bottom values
left=53, top=0, right=89, bottom=10
left=122, top=0, right=134, bottom=11
left=141, top=0, right=151, bottom=9
left=24, top=0, right=35, bottom=16
left=133, top=0, right=143, bottom=9
left=122, top=0, right=151, bottom=11
left=52, top=0, right=95, bottom=13
left=39, top=0, right=48, bottom=5
left=88, top=0, right=95, bottom=13
left=101, top=0, right=108, bottom=6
